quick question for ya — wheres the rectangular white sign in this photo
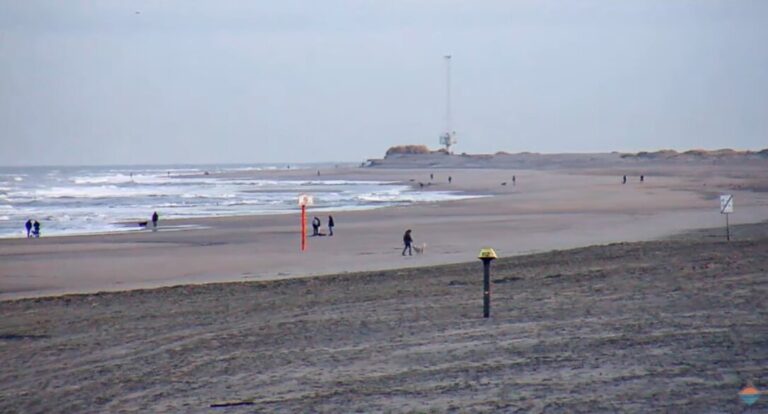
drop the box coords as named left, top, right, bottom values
left=720, top=194, right=734, bottom=214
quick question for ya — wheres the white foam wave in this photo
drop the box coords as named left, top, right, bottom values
left=0, top=167, right=489, bottom=238
left=72, top=173, right=174, bottom=185
left=358, top=190, right=486, bottom=203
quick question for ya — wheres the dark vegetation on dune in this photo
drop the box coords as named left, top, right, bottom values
left=370, top=145, right=768, bottom=168
left=621, top=148, right=768, bottom=160
left=385, top=145, right=448, bottom=156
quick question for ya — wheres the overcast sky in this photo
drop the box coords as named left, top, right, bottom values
left=1, top=1, right=766, bottom=166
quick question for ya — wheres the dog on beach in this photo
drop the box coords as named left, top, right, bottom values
left=413, top=243, right=427, bottom=255
left=138, top=221, right=148, bottom=227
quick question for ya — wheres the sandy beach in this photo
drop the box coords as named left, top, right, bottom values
left=1, top=158, right=768, bottom=412
left=1, top=161, right=767, bottom=300
left=1, top=222, right=767, bottom=412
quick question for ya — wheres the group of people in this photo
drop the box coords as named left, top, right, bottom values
left=25, top=219, right=41, bottom=238
left=426, top=173, right=452, bottom=184
left=311, top=215, right=335, bottom=236
left=622, top=175, right=645, bottom=184
left=310, top=214, right=416, bottom=258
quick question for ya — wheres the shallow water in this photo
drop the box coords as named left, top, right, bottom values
left=0, top=164, right=481, bottom=238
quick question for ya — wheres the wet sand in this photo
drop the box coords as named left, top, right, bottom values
left=0, top=223, right=766, bottom=412
left=1, top=164, right=768, bottom=300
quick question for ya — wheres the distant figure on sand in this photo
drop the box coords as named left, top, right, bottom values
left=622, top=175, right=627, bottom=184
left=448, top=176, right=452, bottom=184
left=402, top=229, right=413, bottom=256
left=430, top=173, right=434, bottom=180
left=512, top=175, right=516, bottom=185
left=312, top=216, right=321, bottom=236
left=152, top=211, right=159, bottom=229
left=640, top=175, right=644, bottom=183
left=328, top=215, right=335, bottom=236
left=33, top=220, right=40, bottom=238
left=25, top=219, right=32, bottom=238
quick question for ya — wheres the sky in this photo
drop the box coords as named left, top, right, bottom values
left=0, top=0, right=767, bottom=166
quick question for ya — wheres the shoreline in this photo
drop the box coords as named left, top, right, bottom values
left=0, top=167, right=485, bottom=240
left=2, top=164, right=768, bottom=301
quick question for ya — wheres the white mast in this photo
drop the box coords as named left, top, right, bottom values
left=439, top=54, right=456, bottom=153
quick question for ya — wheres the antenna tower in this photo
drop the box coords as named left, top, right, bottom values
left=439, top=55, right=456, bottom=153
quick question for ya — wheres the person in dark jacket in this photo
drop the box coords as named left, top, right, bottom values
left=328, top=215, right=335, bottom=236
left=402, top=229, right=413, bottom=256
left=312, top=216, right=321, bottom=236
left=33, top=220, right=40, bottom=238
left=25, top=219, right=32, bottom=238
left=152, top=211, right=159, bottom=229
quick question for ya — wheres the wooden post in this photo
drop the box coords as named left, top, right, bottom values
left=482, top=259, right=492, bottom=318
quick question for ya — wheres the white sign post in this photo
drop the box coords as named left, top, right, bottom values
left=720, top=194, right=734, bottom=241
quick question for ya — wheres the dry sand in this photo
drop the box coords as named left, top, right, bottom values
left=1, top=164, right=768, bottom=300
left=1, top=223, right=766, bottom=412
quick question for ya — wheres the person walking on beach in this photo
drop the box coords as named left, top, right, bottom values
left=640, top=175, right=644, bottom=183
left=328, top=215, right=335, bottom=236
left=402, top=229, right=413, bottom=256
left=622, top=175, right=627, bottom=184
left=448, top=176, right=452, bottom=184
left=152, top=211, right=159, bottom=229
left=25, top=219, right=32, bottom=238
left=512, top=175, right=516, bottom=185
left=312, top=216, right=321, bottom=236
left=33, top=220, right=40, bottom=238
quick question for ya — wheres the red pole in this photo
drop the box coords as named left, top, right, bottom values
left=301, top=205, right=306, bottom=251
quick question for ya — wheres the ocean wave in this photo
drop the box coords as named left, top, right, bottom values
left=358, top=191, right=487, bottom=203
left=28, top=186, right=165, bottom=199
left=0, top=166, right=488, bottom=238
left=180, top=193, right=238, bottom=199
left=72, top=173, right=174, bottom=185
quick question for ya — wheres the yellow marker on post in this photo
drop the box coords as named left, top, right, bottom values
left=478, top=247, right=497, bottom=318
left=478, top=248, right=498, bottom=260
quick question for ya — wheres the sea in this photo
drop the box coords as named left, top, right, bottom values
left=0, top=164, right=480, bottom=238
